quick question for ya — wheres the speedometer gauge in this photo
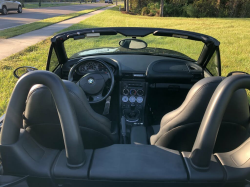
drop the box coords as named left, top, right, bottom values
left=85, top=61, right=97, bottom=71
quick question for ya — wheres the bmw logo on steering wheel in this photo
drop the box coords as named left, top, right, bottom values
left=88, top=78, right=94, bottom=84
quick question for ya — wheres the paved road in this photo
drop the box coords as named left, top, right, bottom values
left=0, top=6, right=114, bottom=61
left=0, top=3, right=107, bottom=30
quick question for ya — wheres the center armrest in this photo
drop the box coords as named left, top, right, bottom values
left=130, top=126, right=148, bottom=145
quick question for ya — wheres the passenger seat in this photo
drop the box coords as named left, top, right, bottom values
left=148, top=77, right=250, bottom=153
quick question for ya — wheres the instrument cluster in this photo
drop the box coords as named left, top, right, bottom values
left=78, top=61, right=115, bottom=73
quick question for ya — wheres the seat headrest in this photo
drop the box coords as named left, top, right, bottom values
left=24, top=80, right=81, bottom=128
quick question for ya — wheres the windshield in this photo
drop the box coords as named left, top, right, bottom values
left=64, top=33, right=204, bottom=61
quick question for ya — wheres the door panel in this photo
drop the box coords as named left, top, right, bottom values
left=13, top=1, right=20, bottom=9
left=5, top=0, right=15, bottom=9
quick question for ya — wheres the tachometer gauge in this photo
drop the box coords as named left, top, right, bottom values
left=97, top=63, right=106, bottom=72
left=85, top=61, right=97, bottom=71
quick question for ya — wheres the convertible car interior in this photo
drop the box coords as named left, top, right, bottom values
left=1, top=27, right=250, bottom=187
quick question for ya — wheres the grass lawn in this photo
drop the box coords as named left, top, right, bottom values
left=0, top=6, right=106, bottom=39
left=0, top=6, right=250, bottom=115
left=23, top=2, right=81, bottom=9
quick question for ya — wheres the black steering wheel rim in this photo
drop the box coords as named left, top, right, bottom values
left=68, top=58, right=115, bottom=104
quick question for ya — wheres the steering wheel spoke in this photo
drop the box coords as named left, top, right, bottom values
left=100, top=72, right=111, bottom=82
left=91, top=92, right=104, bottom=102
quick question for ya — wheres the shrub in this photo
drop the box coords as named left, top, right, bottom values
left=130, top=0, right=150, bottom=14
left=164, top=0, right=188, bottom=17
left=164, top=3, right=185, bottom=17
left=145, top=2, right=160, bottom=16
left=141, top=7, right=150, bottom=15
left=192, top=0, right=219, bottom=17
left=183, top=4, right=200, bottom=17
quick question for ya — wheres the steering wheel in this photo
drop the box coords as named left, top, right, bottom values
left=68, top=58, right=115, bottom=104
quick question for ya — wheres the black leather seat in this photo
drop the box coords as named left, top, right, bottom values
left=149, top=77, right=250, bottom=153
left=23, top=80, right=118, bottom=150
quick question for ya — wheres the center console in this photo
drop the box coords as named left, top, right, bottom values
left=120, top=81, right=147, bottom=126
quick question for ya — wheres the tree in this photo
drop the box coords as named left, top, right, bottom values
left=126, top=0, right=129, bottom=12
left=160, top=0, right=164, bottom=16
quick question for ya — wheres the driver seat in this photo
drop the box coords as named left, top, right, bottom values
left=23, top=80, right=118, bottom=150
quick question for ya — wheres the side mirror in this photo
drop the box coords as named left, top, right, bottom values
left=13, top=66, right=38, bottom=79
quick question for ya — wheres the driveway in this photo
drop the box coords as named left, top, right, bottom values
left=0, top=3, right=107, bottom=30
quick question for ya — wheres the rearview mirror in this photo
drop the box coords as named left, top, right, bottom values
left=13, top=66, right=38, bottom=79
left=119, top=39, right=147, bottom=50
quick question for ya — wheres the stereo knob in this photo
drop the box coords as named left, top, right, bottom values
left=129, top=96, right=136, bottom=103
left=137, top=89, right=144, bottom=96
left=122, top=96, right=128, bottom=102
left=136, top=97, right=143, bottom=103
left=123, top=89, right=129, bottom=95
left=130, top=89, right=136, bottom=95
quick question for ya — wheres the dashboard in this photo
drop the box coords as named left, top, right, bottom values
left=65, top=54, right=204, bottom=84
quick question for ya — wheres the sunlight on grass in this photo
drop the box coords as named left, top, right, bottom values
left=0, top=6, right=250, bottom=116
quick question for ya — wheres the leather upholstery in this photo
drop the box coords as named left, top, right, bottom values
left=24, top=80, right=116, bottom=150
left=150, top=77, right=250, bottom=152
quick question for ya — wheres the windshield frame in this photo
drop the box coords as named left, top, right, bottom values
left=48, top=27, right=220, bottom=69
